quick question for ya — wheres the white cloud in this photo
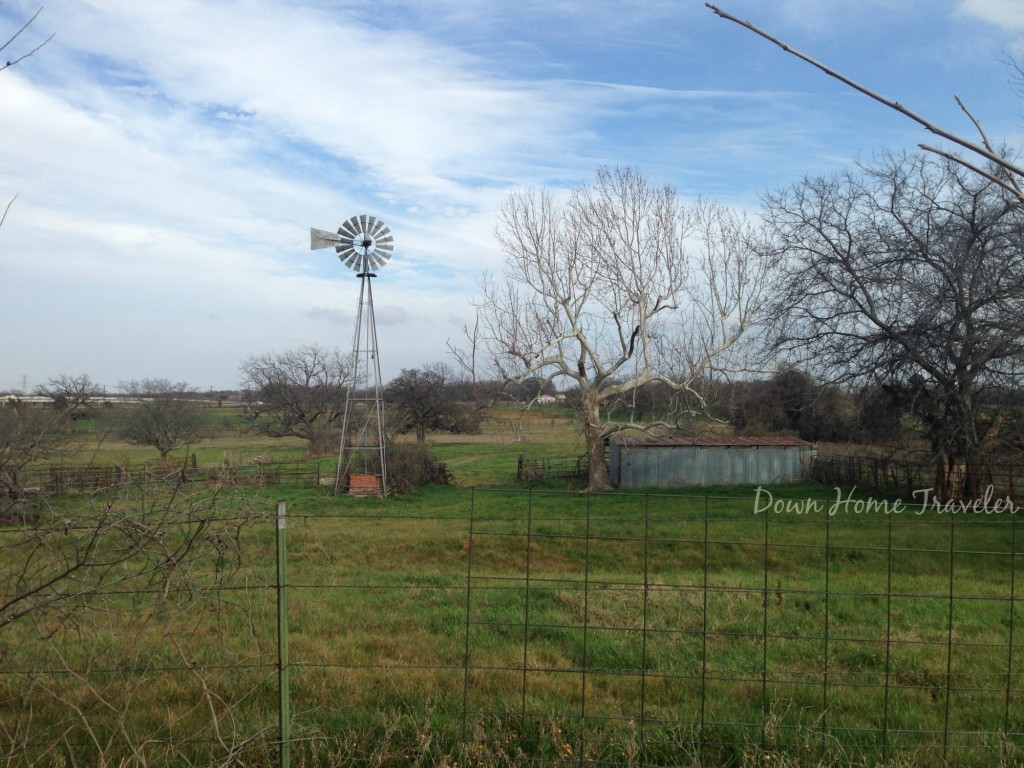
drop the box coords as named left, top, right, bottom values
left=957, top=0, right=1024, bottom=31
left=1, top=0, right=1019, bottom=390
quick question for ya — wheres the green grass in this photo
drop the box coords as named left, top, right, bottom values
left=2, top=421, right=1023, bottom=767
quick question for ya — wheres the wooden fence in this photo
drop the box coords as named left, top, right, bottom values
left=812, top=453, right=1022, bottom=501
left=13, top=461, right=322, bottom=495
left=515, top=454, right=588, bottom=482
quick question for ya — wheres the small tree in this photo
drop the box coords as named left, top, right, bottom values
left=36, top=373, right=99, bottom=418
left=118, top=379, right=208, bottom=459
left=386, top=363, right=480, bottom=444
left=1, top=374, right=108, bottom=509
left=239, top=345, right=351, bottom=456
left=0, top=398, right=73, bottom=509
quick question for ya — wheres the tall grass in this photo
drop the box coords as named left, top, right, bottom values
left=2, top=419, right=1022, bottom=767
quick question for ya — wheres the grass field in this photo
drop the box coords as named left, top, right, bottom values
left=1, top=411, right=1022, bottom=767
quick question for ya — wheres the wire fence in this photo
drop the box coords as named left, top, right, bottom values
left=1, top=487, right=1022, bottom=767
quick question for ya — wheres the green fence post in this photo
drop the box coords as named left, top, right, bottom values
left=276, top=500, right=291, bottom=768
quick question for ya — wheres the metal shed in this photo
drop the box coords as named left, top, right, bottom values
left=608, top=435, right=816, bottom=489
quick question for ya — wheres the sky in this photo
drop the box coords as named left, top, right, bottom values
left=1, top=0, right=1022, bottom=393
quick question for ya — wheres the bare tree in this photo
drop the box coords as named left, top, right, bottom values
left=706, top=3, right=1024, bottom=204
left=0, top=397, right=73, bottom=511
left=386, top=363, right=481, bottom=444
left=239, top=344, right=351, bottom=456
left=0, top=375, right=105, bottom=507
left=35, top=373, right=99, bottom=416
left=763, top=152, right=1024, bottom=499
left=118, top=379, right=209, bottom=459
left=474, top=166, right=773, bottom=489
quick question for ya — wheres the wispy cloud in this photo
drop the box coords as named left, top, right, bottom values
left=0, top=0, right=1019, bottom=390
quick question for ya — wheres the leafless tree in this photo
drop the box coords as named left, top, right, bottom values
left=0, top=375, right=103, bottom=506
left=706, top=3, right=1024, bottom=204
left=239, top=344, right=352, bottom=456
left=763, top=152, right=1024, bottom=499
left=386, top=363, right=481, bottom=444
left=0, top=397, right=73, bottom=510
left=117, top=379, right=209, bottom=459
left=475, top=166, right=773, bottom=489
left=35, top=373, right=99, bottom=416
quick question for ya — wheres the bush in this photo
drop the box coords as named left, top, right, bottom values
left=387, top=442, right=452, bottom=494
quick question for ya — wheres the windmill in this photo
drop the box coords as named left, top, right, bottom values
left=310, top=215, right=394, bottom=495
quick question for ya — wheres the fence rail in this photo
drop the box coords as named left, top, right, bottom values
left=516, top=453, right=589, bottom=481
left=11, top=460, right=322, bottom=495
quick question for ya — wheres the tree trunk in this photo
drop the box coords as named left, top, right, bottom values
left=308, top=429, right=334, bottom=457
left=933, top=443, right=983, bottom=502
left=581, top=392, right=611, bottom=490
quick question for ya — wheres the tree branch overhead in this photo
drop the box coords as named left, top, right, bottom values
left=706, top=3, right=1024, bottom=203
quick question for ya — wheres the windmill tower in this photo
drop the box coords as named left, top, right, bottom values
left=310, top=215, right=394, bottom=496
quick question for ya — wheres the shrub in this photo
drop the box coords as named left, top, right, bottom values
left=387, top=442, right=451, bottom=494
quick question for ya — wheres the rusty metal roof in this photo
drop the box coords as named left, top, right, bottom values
left=610, top=435, right=814, bottom=448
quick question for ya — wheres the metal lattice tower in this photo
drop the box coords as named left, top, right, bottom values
left=310, top=215, right=394, bottom=495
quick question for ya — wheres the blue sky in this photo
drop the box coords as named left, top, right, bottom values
left=1, top=0, right=1022, bottom=392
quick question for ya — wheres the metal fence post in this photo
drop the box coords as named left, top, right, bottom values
left=461, top=488, right=475, bottom=741
left=276, top=500, right=291, bottom=768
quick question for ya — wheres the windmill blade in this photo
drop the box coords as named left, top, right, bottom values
left=339, top=217, right=360, bottom=239
left=368, top=219, right=387, bottom=239
left=312, top=214, right=394, bottom=273
left=311, top=227, right=344, bottom=250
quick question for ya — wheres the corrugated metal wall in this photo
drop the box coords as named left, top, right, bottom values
left=609, top=444, right=814, bottom=488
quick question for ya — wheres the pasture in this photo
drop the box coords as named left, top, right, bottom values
left=1, top=407, right=1021, bottom=767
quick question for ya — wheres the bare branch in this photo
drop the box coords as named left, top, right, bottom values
left=0, top=7, right=53, bottom=72
left=1, top=194, right=15, bottom=228
left=952, top=95, right=1023, bottom=197
left=920, top=143, right=1023, bottom=197
left=706, top=3, right=1024, bottom=202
